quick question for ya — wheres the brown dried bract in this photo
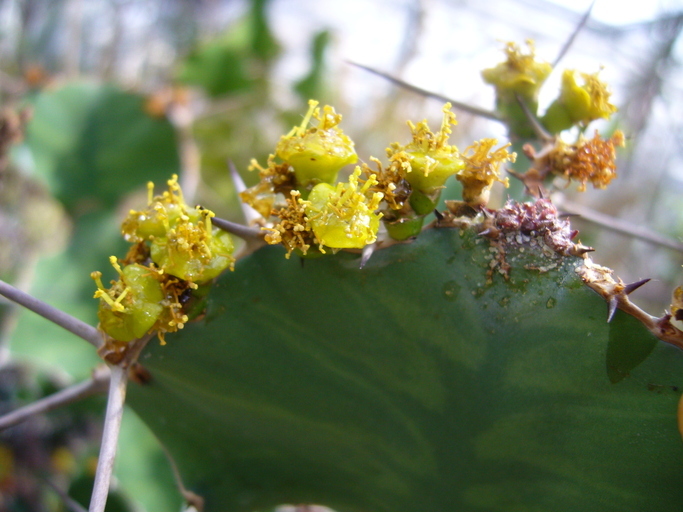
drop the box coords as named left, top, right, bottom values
left=361, top=157, right=410, bottom=211
left=550, top=130, right=624, bottom=191
left=524, top=131, right=625, bottom=193
left=262, top=190, right=318, bottom=258
left=240, top=157, right=296, bottom=218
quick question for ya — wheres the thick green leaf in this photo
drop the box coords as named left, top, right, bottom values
left=128, top=228, right=683, bottom=512
left=25, top=83, right=180, bottom=212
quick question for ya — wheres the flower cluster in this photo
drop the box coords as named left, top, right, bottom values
left=481, top=39, right=624, bottom=195
left=93, top=175, right=234, bottom=344
left=245, top=101, right=520, bottom=248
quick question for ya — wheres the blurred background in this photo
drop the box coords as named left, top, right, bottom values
left=0, top=0, right=682, bottom=510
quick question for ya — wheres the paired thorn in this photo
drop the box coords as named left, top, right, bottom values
left=606, top=278, right=652, bottom=323
left=607, top=296, right=619, bottom=323
left=624, top=278, right=651, bottom=296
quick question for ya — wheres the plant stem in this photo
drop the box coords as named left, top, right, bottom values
left=0, top=365, right=109, bottom=431
left=0, top=279, right=103, bottom=348
left=88, top=365, right=128, bottom=512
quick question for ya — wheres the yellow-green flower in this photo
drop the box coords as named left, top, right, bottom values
left=386, top=103, right=464, bottom=195
left=150, top=208, right=235, bottom=284
left=91, top=258, right=164, bottom=342
left=276, top=99, right=357, bottom=189
left=542, top=69, right=617, bottom=133
left=481, top=40, right=552, bottom=104
left=304, top=167, right=383, bottom=250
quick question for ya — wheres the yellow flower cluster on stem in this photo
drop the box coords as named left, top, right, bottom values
left=93, top=175, right=234, bottom=344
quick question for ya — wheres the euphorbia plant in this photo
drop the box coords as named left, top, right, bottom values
left=1, top=37, right=683, bottom=512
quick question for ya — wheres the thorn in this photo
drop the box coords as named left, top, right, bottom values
left=570, top=243, right=594, bottom=257
left=346, top=61, right=504, bottom=122
left=553, top=1, right=595, bottom=67
left=537, top=187, right=545, bottom=199
left=514, top=93, right=553, bottom=142
left=507, top=168, right=524, bottom=182
left=623, top=278, right=651, bottom=295
left=478, top=228, right=493, bottom=237
left=360, top=243, right=376, bottom=269
left=228, top=160, right=262, bottom=225
left=607, top=296, right=618, bottom=323
left=228, top=160, right=247, bottom=193
left=559, top=212, right=581, bottom=218
left=211, top=217, right=264, bottom=241
left=433, top=209, right=444, bottom=221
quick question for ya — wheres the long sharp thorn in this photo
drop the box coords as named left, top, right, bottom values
left=0, top=366, right=109, bottom=431
left=347, top=61, right=503, bottom=122
left=514, top=94, right=553, bottom=142
left=228, top=160, right=247, bottom=194
left=553, top=1, right=595, bottom=67
left=624, top=278, right=651, bottom=295
left=228, top=160, right=262, bottom=225
left=43, top=477, right=88, bottom=512
left=0, top=279, right=103, bottom=348
left=607, top=296, right=618, bottom=323
left=360, top=243, right=376, bottom=269
left=211, top=217, right=264, bottom=241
